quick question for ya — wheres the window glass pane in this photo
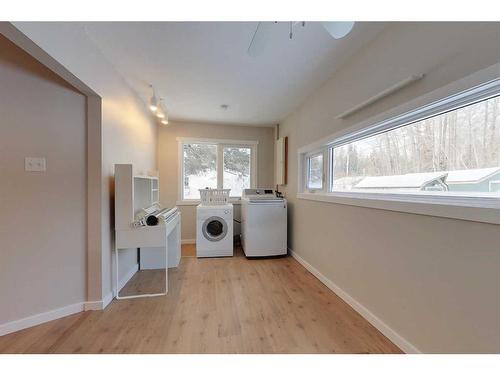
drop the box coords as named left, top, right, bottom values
left=307, top=153, right=323, bottom=189
left=332, top=96, right=500, bottom=195
left=183, top=143, right=217, bottom=199
left=223, top=146, right=251, bottom=196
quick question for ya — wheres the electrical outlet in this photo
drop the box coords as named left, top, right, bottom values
left=25, top=157, right=46, bottom=172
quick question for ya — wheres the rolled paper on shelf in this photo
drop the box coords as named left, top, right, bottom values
left=132, top=205, right=179, bottom=227
left=158, top=207, right=178, bottom=222
left=132, top=217, right=147, bottom=228
left=145, top=207, right=177, bottom=226
left=146, top=215, right=159, bottom=226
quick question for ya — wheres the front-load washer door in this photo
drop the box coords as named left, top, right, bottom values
left=202, top=216, right=228, bottom=242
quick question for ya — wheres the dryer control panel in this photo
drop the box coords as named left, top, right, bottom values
left=242, top=188, right=275, bottom=197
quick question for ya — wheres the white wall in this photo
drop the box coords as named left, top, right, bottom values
left=13, top=22, right=159, bottom=302
left=279, top=22, right=500, bottom=353
left=158, top=121, right=275, bottom=241
left=0, top=35, right=87, bottom=324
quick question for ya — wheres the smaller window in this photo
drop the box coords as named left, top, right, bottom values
left=307, top=153, right=324, bottom=190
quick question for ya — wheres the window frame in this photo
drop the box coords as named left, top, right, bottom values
left=305, top=150, right=328, bottom=193
left=177, top=137, right=258, bottom=205
left=297, top=75, right=500, bottom=225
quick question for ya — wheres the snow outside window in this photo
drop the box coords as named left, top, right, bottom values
left=183, top=143, right=217, bottom=200
left=223, top=146, right=251, bottom=197
left=180, top=139, right=256, bottom=200
left=330, top=95, right=500, bottom=196
left=307, top=153, right=324, bottom=190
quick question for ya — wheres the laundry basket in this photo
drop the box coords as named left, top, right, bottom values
left=199, top=189, right=231, bottom=205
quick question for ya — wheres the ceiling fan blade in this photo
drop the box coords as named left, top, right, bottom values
left=321, top=21, right=355, bottom=39
left=247, top=22, right=275, bottom=57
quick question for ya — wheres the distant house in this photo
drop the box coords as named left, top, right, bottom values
left=350, top=167, right=500, bottom=193
left=446, top=167, right=500, bottom=192
left=354, top=172, right=448, bottom=192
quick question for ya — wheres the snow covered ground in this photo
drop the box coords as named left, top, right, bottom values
left=184, top=170, right=249, bottom=199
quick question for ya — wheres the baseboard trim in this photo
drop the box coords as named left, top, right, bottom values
left=102, top=291, right=114, bottom=309
left=181, top=239, right=195, bottom=244
left=0, top=302, right=84, bottom=337
left=118, top=264, right=139, bottom=291
left=289, top=249, right=421, bottom=354
left=84, top=291, right=114, bottom=311
left=84, top=299, right=103, bottom=311
left=1, top=286, right=121, bottom=336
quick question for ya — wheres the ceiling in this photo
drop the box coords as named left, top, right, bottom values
left=81, top=22, right=387, bottom=126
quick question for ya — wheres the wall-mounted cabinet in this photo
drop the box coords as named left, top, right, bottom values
left=276, top=136, right=288, bottom=186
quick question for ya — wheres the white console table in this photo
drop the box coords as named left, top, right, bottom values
left=115, top=212, right=181, bottom=299
left=114, top=164, right=181, bottom=300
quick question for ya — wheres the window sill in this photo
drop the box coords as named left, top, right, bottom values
left=297, top=191, right=500, bottom=225
left=176, top=198, right=242, bottom=206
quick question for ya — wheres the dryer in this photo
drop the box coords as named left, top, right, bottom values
left=196, top=204, right=233, bottom=257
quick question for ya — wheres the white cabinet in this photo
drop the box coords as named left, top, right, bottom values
left=276, top=136, right=288, bottom=186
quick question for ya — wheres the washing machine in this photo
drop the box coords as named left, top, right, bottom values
left=241, top=189, right=287, bottom=257
left=196, top=204, right=233, bottom=257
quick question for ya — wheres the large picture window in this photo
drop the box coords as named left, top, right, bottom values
left=178, top=138, right=257, bottom=201
left=298, top=77, right=500, bottom=224
left=330, top=95, right=500, bottom=194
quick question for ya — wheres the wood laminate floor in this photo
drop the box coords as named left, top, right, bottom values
left=0, top=246, right=402, bottom=354
left=181, top=243, right=196, bottom=257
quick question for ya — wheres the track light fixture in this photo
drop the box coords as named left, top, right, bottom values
left=148, top=86, right=169, bottom=125
left=163, top=108, right=169, bottom=125
left=156, top=98, right=166, bottom=119
left=149, top=84, right=158, bottom=112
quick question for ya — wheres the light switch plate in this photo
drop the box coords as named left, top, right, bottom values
left=25, top=157, right=46, bottom=172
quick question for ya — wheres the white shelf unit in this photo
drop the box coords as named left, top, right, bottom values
left=132, top=174, right=159, bottom=211
left=114, top=164, right=181, bottom=300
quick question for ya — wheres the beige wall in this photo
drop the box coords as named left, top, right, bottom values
left=0, top=36, right=87, bottom=323
left=279, top=22, right=500, bottom=353
left=158, top=121, right=275, bottom=240
left=13, top=23, right=159, bottom=302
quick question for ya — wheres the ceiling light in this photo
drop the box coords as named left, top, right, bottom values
left=149, top=84, right=158, bottom=112
left=163, top=108, right=169, bottom=124
left=160, top=99, right=168, bottom=125
left=156, top=98, right=166, bottom=119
